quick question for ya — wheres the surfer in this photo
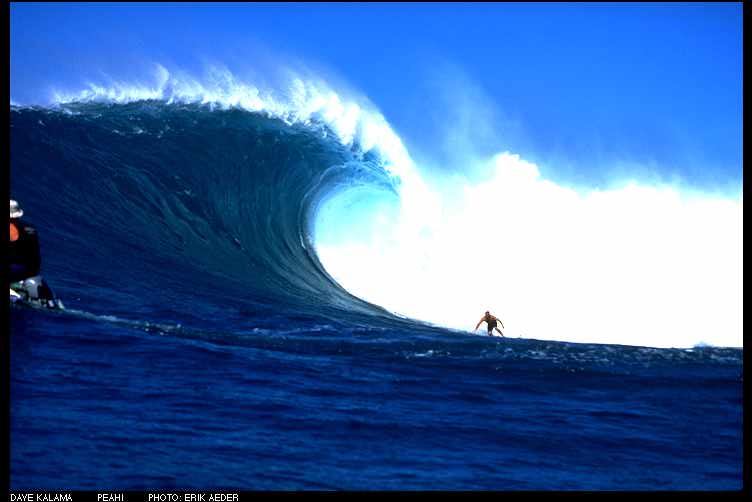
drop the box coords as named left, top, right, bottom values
left=9, top=199, right=41, bottom=282
left=475, top=311, right=504, bottom=337
left=9, top=199, right=58, bottom=307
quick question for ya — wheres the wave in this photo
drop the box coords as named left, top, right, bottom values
left=10, top=100, right=418, bottom=334
left=11, top=68, right=743, bottom=349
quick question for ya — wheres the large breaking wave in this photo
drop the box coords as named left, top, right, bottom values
left=10, top=67, right=743, bottom=348
left=10, top=100, right=411, bottom=329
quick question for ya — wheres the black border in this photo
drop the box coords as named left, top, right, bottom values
left=5, top=0, right=749, bottom=496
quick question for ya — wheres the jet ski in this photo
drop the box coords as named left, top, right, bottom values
left=10, top=276, right=65, bottom=310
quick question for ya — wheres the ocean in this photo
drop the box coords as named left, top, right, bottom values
left=9, top=102, right=743, bottom=490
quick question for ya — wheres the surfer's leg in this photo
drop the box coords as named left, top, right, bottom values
left=36, top=279, right=54, bottom=301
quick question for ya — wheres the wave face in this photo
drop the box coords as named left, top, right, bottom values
left=10, top=101, right=413, bottom=330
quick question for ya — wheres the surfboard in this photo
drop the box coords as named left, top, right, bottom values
left=10, top=282, right=65, bottom=311
left=10, top=294, right=65, bottom=311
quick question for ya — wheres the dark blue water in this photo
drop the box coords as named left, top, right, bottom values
left=9, top=103, right=743, bottom=490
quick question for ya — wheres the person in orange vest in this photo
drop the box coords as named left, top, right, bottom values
left=10, top=199, right=59, bottom=307
left=9, top=199, right=41, bottom=282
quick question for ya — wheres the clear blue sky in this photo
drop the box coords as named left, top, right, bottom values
left=10, top=2, right=743, bottom=190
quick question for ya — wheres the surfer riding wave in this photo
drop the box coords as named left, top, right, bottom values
left=475, top=311, right=504, bottom=337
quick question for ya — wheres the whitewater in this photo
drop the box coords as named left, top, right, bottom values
left=9, top=66, right=743, bottom=489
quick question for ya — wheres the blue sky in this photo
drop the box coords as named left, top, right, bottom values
left=10, top=2, right=743, bottom=190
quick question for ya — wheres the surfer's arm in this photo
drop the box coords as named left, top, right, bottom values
left=474, top=318, right=484, bottom=330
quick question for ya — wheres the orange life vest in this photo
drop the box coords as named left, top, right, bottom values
left=10, top=222, right=19, bottom=242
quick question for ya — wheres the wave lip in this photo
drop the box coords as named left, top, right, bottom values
left=49, top=65, right=417, bottom=180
